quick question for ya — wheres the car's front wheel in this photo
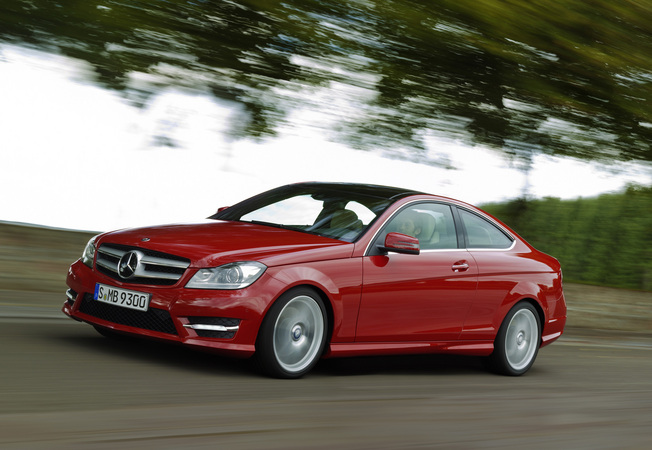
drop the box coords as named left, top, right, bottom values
left=256, top=287, right=328, bottom=378
left=487, top=302, right=541, bottom=376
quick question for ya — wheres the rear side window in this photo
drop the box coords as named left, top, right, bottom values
left=459, top=209, right=513, bottom=249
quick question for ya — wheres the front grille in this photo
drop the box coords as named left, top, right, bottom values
left=187, top=316, right=240, bottom=339
left=96, top=243, right=190, bottom=286
left=79, top=294, right=178, bottom=335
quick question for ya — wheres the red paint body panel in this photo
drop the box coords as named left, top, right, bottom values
left=63, top=183, right=566, bottom=375
left=99, top=221, right=353, bottom=267
left=357, top=251, right=478, bottom=341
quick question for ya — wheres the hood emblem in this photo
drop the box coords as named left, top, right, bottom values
left=141, top=237, right=151, bottom=242
left=118, top=250, right=142, bottom=279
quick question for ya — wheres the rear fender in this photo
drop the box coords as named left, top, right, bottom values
left=493, top=281, right=547, bottom=337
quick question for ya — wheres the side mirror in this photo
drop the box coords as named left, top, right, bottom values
left=378, top=232, right=420, bottom=255
left=216, top=206, right=230, bottom=214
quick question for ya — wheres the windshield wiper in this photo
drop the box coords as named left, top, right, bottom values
left=247, top=220, right=341, bottom=240
left=248, top=220, right=296, bottom=231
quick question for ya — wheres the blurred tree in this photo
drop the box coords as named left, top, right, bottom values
left=1, top=0, right=651, bottom=164
left=484, top=186, right=652, bottom=290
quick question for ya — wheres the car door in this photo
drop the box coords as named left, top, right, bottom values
left=355, top=202, right=478, bottom=342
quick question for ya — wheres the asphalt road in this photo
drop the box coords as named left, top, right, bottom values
left=1, top=311, right=652, bottom=449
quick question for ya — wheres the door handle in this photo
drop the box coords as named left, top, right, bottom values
left=452, top=261, right=470, bottom=272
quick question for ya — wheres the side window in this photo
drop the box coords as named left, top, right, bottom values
left=458, top=209, right=513, bottom=249
left=379, top=203, right=458, bottom=250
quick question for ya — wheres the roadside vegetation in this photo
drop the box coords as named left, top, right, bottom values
left=483, top=185, right=652, bottom=291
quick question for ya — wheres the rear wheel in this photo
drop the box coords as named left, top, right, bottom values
left=256, top=288, right=327, bottom=378
left=487, top=302, right=541, bottom=376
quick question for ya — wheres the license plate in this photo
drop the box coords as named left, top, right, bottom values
left=94, top=283, right=151, bottom=312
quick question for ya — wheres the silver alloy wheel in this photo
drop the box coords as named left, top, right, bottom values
left=272, top=295, right=325, bottom=374
left=504, top=308, right=539, bottom=371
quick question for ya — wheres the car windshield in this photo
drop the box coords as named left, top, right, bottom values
left=211, top=183, right=413, bottom=242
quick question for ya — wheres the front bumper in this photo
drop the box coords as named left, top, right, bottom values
left=63, top=259, right=279, bottom=357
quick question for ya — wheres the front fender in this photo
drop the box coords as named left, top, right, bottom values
left=266, top=258, right=362, bottom=342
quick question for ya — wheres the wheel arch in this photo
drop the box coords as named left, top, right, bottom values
left=256, top=282, right=336, bottom=351
left=262, top=262, right=361, bottom=344
left=496, top=280, right=549, bottom=338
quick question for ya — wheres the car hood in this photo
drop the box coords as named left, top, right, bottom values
left=97, top=220, right=354, bottom=267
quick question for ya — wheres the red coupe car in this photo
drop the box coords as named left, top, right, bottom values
left=64, top=182, right=566, bottom=378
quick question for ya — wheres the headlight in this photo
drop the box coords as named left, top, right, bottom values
left=186, top=261, right=266, bottom=290
left=81, top=236, right=99, bottom=268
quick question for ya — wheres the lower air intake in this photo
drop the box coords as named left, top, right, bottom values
left=79, top=294, right=178, bottom=335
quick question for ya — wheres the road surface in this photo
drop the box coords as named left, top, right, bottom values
left=1, top=302, right=651, bottom=449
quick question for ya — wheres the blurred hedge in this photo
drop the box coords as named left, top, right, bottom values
left=482, top=185, right=652, bottom=291
left=0, top=223, right=95, bottom=292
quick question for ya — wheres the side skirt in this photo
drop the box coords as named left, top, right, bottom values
left=324, top=341, right=494, bottom=358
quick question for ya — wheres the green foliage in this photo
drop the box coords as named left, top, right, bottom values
left=483, top=186, right=652, bottom=291
left=2, top=0, right=652, bottom=163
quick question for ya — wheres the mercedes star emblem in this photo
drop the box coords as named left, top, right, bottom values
left=118, top=250, right=142, bottom=279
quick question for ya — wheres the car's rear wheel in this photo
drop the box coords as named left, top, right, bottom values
left=256, top=287, right=327, bottom=379
left=487, top=302, right=541, bottom=376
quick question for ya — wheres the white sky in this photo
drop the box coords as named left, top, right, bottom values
left=1, top=44, right=650, bottom=232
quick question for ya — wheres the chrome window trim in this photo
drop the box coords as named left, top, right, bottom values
left=456, top=206, right=515, bottom=239
left=364, top=200, right=516, bottom=256
left=418, top=240, right=515, bottom=253
left=364, top=199, right=460, bottom=255
left=419, top=248, right=469, bottom=253
left=466, top=239, right=516, bottom=252
left=456, top=206, right=515, bottom=250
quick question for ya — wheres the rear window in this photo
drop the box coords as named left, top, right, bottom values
left=459, top=209, right=513, bottom=249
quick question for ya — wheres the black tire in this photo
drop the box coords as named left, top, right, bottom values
left=487, top=302, right=541, bottom=376
left=255, top=287, right=328, bottom=379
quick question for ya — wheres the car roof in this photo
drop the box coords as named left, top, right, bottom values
left=287, top=182, right=426, bottom=200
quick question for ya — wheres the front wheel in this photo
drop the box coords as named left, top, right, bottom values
left=255, top=288, right=328, bottom=378
left=487, top=302, right=541, bottom=376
